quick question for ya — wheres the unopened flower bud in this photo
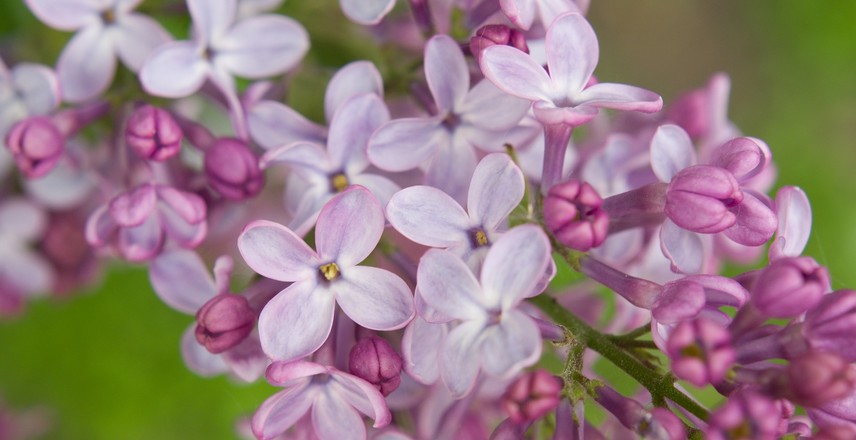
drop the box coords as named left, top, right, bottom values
left=802, top=290, right=856, bottom=362
left=348, top=336, right=402, bottom=396
left=666, top=318, right=735, bottom=387
left=543, top=179, right=609, bottom=251
left=762, top=351, right=856, bottom=407
left=752, top=256, right=829, bottom=318
left=665, top=165, right=742, bottom=234
left=4, top=116, right=64, bottom=178
left=195, top=294, right=255, bottom=354
left=501, top=369, right=562, bottom=424
left=204, top=138, right=264, bottom=200
left=471, top=25, right=529, bottom=65
left=705, top=390, right=783, bottom=440
left=125, top=105, right=183, bottom=161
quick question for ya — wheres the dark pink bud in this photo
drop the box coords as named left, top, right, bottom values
left=804, top=290, right=856, bottom=362
left=195, top=294, right=255, bottom=354
left=470, top=24, right=529, bottom=65
left=203, top=138, right=264, bottom=200
left=4, top=116, right=64, bottom=178
left=762, top=351, right=856, bottom=407
left=125, top=105, right=183, bottom=161
left=544, top=179, right=609, bottom=251
left=501, top=370, right=563, bottom=424
left=665, top=165, right=742, bottom=234
left=752, top=256, right=829, bottom=318
left=666, top=318, right=735, bottom=387
left=348, top=336, right=402, bottom=396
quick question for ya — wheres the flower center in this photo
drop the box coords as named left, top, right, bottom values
left=319, top=262, right=340, bottom=281
left=468, top=228, right=489, bottom=248
left=330, top=173, right=349, bottom=193
left=100, top=9, right=116, bottom=24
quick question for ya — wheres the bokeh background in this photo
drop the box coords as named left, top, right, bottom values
left=1, top=1, right=855, bottom=438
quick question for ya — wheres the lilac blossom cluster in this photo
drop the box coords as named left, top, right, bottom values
left=2, top=0, right=854, bottom=439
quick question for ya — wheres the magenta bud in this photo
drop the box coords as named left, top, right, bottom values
left=543, top=179, right=609, bottom=251
left=194, top=294, right=255, bottom=354
left=501, top=369, right=563, bottom=424
left=763, top=351, right=856, bottom=407
left=666, top=318, right=735, bottom=387
left=470, top=24, right=529, bottom=65
left=348, top=336, right=402, bottom=396
left=804, top=290, right=856, bottom=362
left=125, top=105, right=183, bottom=161
left=204, top=138, right=264, bottom=200
left=665, top=165, right=742, bottom=234
left=4, top=116, right=64, bottom=178
left=752, top=256, right=829, bottom=318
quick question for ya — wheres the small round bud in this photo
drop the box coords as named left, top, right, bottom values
left=5, top=116, right=64, bottom=178
left=204, top=138, right=264, bottom=200
left=470, top=24, right=529, bottom=65
left=501, top=370, right=563, bottom=424
left=665, top=165, right=742, bottom=234
left=543, top=179, right=608, bottom=251
left=666, top=317, right=735, bottom=387
left=348, top=336, right=402, bottom=396
left=752, top=256, right=829, bottom=318
left=125, top=105, right=183, bottom=161
left=763, top=351, right=856, bottom=407
left=195, top=294, right=255, bottom=354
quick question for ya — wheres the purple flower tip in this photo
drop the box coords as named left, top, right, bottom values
left=665, top=165, right=742, bottom=234
left=348, top=336, right=403, bottom=396
left=204, top=138, right=264, bottom=200
left=501, top=369, right=563, bottom=424
left=544, top=179, right=609, bottom=251
left=763, top=351, right=856, bottom=407
left=125, top=105, right=183, bottom=161
left=751, top=256, right=829, bottom=318
left=470, top=24, right=529, bottom=65
left=4, top=116, right=64, bottom=178
left=666, top=318, right=735, bottom=387
left=195, top=294, right=255, bottom=354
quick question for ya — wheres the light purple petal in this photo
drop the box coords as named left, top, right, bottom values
left=287, top=183, right=332, bottom=238
left=401, top=317, right=446, bottom=384
left=425, top=35, right=469, bottom=113
left=332, top=266, right=414, bottom=330
left=12, top=63, right=60, bottom=115
left=149, top=249, right=216, bottom=314
left=425, top=135, right=477, bottom=205
left=85, top=204, right=116, bottom=247
left=499, top=0, right=537, bottom=30
left=0, top=198, right=47, bottom=242
left=439, top=320, right=483, bottom=398
left=215, top=15, right=309, bottom=78
left=239, top=220, right=320, bottom=281
left=458, top=79, right=531, bottom=131
left=480, top=310, right=541, bottom=377
left=546, top=12, right=597, bottom=95
left=315, top=187, right=384, bottom=267
left=260, top=142, right=332, bottom=175
left=683, top=274, right=747, bottom=307
left=188, top=0, right=236, bottom=43
left=467, top=153, right=525, bottom=231
left=329, top=371, right=392, bottom=427
left=258, top=282, right=336, bottom=361
left=156, top=186, right=207, bottom=224
left=480, top=225, right=551, bottom=309
left=140, top=41, right=208, bottom=98
left=651, top=280, right=705, bottom=324
left=57, top=25, right=116, bottom=102
left=181, top=325, right=229, bottom=377
left=770, top=186, right=811, bottom=260
left=724, top=190, right=777, bottom=247
left=538, top=0, right=582, bottom=28
left=248, top=101, right=326, bottom=149
left=710, top=137, right=772, bottom=182
left=112, top=13, right=171, bottom=71
left=348, top=173, right=400, bottom=208
left=367, top=117, right=446, bottom=172
left=386, top=186, right=471, bottom=248
left=576, top=82, right=664, bottom=113
left=327, top=94, right=389, bottom=171
left=118, top=213, right=163, bottom=261
left=222, top=335, right=270, bottom=382
left=25, top=0, right=98, bottom=30
left=480, top=45, right=552, bottom=102
left=24, top=157, right=95, bottom=210
left=109, top=184, right=157, bottom=227
left=158, top=205, right=207, bottom=248
left=252, top=379, right=314, bottom=440
left=266, top=360, right=328, bottom=385
left=416, top=249, right=486, bottom=322
left=650, top=124, right=696, bottom=183
left=339, top=0, right=396, bottom=25
left=324, top=61, right=384, bottom=122
left=532, top=100, right=598, bottom=126
left=659, top=220, right=705, bottom=274
left=0, top=250, right=53, bottom=296
left=312, top=391, right=366, bottom=440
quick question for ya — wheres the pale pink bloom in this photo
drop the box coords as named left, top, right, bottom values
left=0, top=58, right=60, bottom=137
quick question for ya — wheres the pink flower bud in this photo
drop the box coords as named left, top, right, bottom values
left=666, top=318, right=735, bottom=387
left=706, top=390, right=783, bottom=440
left=762, top=351, right=856, bottom=407
left=195, top=294, right=255, bottom=354
left=203, top=138, right=264, bottom=200
left=470, top=25, right=529, bottom=65
left=125, top=105, right=183, bottom=161
left=803, top=290, right=856, bottom=362
left=752, top=256, right=829, bottom=318
left=665, top=165, right=742, bottom=233
left=501, top=369, right=563, bottom=424
left=4, top=116, right=64, bottom=178
left=348, top=336, right=402, bottom=396
left=544, top=179, right=609, bottom=251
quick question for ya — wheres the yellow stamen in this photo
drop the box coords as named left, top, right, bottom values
left=319, top=262, right=340, bottom=281
left=331, top=173, right=349, bottom=192
left=475, top=230, right=488, bottom=247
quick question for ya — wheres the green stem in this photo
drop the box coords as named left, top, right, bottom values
left=529, top=295, right=709, bottom=422
left=612, top=322, right=652, bottom=341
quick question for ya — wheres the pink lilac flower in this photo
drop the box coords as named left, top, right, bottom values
left=666, top=317, right=735, bottom=387
left=340, top=0, right=396, bottom=25
left=499, top=0, right=584, bottom=31
left=25, top=0, right=170, bottom=102
left=368, top=34, right=531, bottom=203
left=0, top=199, right=54, bottom=316
left=238, top=186, right=415, bottom=362
left=140, top=0, right=308, bottom=138
left=769, top=185, right=812, bottom=261
left=0, top=58, right=60, bottom=138
left=415, top=224, right=552, bottom=397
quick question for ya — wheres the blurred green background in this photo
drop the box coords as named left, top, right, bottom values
left=1, top=1, right=855, bottom=439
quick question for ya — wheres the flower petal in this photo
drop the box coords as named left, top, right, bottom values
left=215, top=14, right=309, bottom=78
left=312, top=390, right=366, bottom=440
left=188, top=0, right=235, bottom=43
left=266, top=360, right=328, bottom=385
left=386, top=185, right=471, bottom=248
left=156, top=185, right=207, bottom=224
left=57, top=25, right=117, bottom=102
left=239, top=220, right=320, bottom=281
left=458, top=79, right=531, bottom=131
left=248, top=101, right=327, bottom=149
left=85, top=204, right=116, bottom=247
left=324, top=61, right=384, bottom=122
left=576, top=82, right=664, bottom=113
left=24, top=157, right=96, bottom=210
left=416, top=249, right=485, bottom=322
left=348, top=173, right=399, bottom=208
left=339, top=0, right=396, bottom=25
left=650, top=124, right=696, bottom=183
left=480, top=310, right=541, bottom=377
left=252, top=379, right=314, bottom=440
left=148, top=249, right=216, bottom=314
left=367, top=117, right=446, bottom=172
left=724, top=190, right=777, bottom=246
left=118, top=213, right=163, bottom=261
left=710, top=137, right=771, bottom=182
left=659, top=220, right=705, bottom=274
left=480, top=225, right=552, bottom=309
left=112, top=13, right=171, bottom=72
left=499, top=0, right=537, bottom=30
left=258, top=282, right=336, bottom=361
left=425, top=35, right=469, bottom=113
left=109, top=184, right=156, bottom=227
left=333, top=266, right=414, bottom=330
left=546, top=12, right=598, bottom=95
left=12, top=63, right=60, bottom=115
left=439, top=320, right=483, bottom=398
left=260, top=141, right=332, bottom=175
left=467, top=153, right=525, bottom=231
left=140, top=41, right=208, bottom=98
left=181, top=325, right=229, bottom=377
left=330, top=371, right=392, bottom=427
left=315, top=186, right=384, bottom=267
left=24, top=0, right=98, bottom=30
left=770, top=186, right=811, bottom=260
left=480, top=45, right=552, bottom=102
left=424, top=135, right=478, bottom=205
left=327, top=94, right=389, bottom=171
left=222, top=335, right=270, bottom=382
left=0, top=250, right=53, bottom=296
left=0, top=198, right=47, bottom=242
left=401, top=317, right=446, bottom=384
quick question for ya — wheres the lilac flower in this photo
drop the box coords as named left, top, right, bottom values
left=238, top=186, right=415, bottom=362
left=499, top=0, right=585, bottom=31
left=252, top=360, right=392, bottom=440
left=0, top=199, right=54, bottom=315
left=261, top=94, right=397, bottom=236
left=204, top=137, right=264, bottom=200
left=368, top=34, right=531, bottom=203
left=415, top=224, right=552, bottom=397
left=124, top=105, right=183, bottom=161
left=543, top=179, right=609, bottom=251
left=769, top=185, right=812, bottom=261
left=340, top=0, right=396, bottom=25
left=86, top=183, right=207, bottom=262
left=140, top=0, right=309, bottom=138
left=386, top=153, right=525, bottom=268
left=25, top=0, right=170, bottom=102
left=666, top=318, right=735, bottom=387
left=0, top=58, right=60, bottom=138
left=705, top=390, right=784, bottom=440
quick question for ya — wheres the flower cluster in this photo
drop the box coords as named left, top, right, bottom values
left=2, top=0, right=854, bottom=439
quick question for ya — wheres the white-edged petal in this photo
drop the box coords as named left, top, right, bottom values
left=386, top=186, right=471, bottom=248
left=770, top=186, right=811, bottom=260
left=659, top=220, right=705, bottom=274
left=12, top=63, right=60, bottom=115
left=324, top=61, right=384, bottom=122
left=480, top=45, right=552, bottom=102
left=238, top=220, right=320, bottom=281
left=425, top=35, right=469, bottom=113
left=416, top=249, right=485, bottom=322
left=480, top=225, right=551, bottom=309
left=140, top=41, right=208, bottom=98
left=329, top=371, right=392, bottom=427
left=576, top=82, right=663, bottom=113
left=401, top=317, right=446, bottom=384
left=57, top=25, right=117, bottom=102
left=650, top=124, right=696, bottom=183
left=439, top=320, right=483, bottom=398
left=459, top=79, right=531, bottom=131
left=367, top=117, right=446, bottom=172
left=258, top=282, right=336, bottom=361
left=339, top=0, right=396, bottom=25
left=327, top=94, right=389, bottom=171
left=181, top=325, right=229, bottom=377
left=348, top=173, right=399, bottom=208
left=315, top=187, right=384, bottom=267
left=312, top=390, right=366, bottom=440
left=260, top=142, right=332, bottom=175
left=149, top=249, right=216, bottom=314
left=480, top=310, right=541, bottom=377
left=188, top=0, right=236, bottom=43
left=499, top=0, right=536, bottom=30
left=248, top=101, right=327, bottom=149
left=112, top=13, right=172, bottom=71
left=546, top=12, right=597, bottom=95
left=251, top=379, right=314, bottom=440
left=215, top=14, right=309, bottom=78
left=424, top=135, right=477, bottom=205
left=467, top=153, right=525, bottom=231
left=25, top=0, right=99, bottom=30
left=333, top=266, right=414, bottom=330
left=118, top=213, right=163, bottom=261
